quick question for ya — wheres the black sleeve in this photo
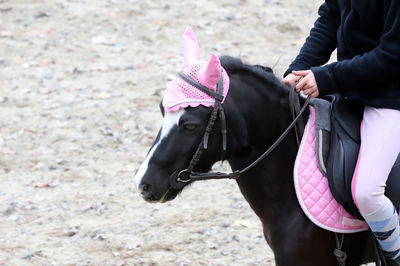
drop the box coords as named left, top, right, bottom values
left=312, top=0, right=400, bottom=96
left=284, top=0, right=340, bottom=77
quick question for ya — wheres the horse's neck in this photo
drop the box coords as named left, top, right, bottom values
left=226, top=78, right=300, bottom=223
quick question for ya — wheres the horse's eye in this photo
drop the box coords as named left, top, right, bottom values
left=183, top=123, right=197, bottom=131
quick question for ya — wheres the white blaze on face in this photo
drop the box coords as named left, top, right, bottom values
left=133, top=109, right=184, bottom=190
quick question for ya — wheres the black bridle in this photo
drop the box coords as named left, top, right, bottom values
left=169, top=72, right=310, bottom=189
left=169, top=72, right=227, bottom=189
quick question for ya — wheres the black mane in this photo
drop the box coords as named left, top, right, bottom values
left=219, top=55, right=289, bottom=95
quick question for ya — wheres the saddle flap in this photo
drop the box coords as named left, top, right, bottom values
left=327, top=95, right=365, bottom=219
left=326, top=94, right=400, bottom=219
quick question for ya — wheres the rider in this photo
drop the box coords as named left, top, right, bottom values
left=282, top=0, right=400, bottom=264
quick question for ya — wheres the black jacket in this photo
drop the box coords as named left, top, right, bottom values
left=285, top=0, right=400, bottom=110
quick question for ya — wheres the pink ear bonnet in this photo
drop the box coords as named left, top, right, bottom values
left=162, top=27, right=230, bottom=112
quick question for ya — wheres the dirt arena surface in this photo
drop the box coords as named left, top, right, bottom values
left=0, top=0, right=323, bottom=265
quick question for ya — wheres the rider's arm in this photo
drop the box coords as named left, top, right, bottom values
left=284, top=0, right=340, bottom=77
left=312, top=0, right=400, bottom=96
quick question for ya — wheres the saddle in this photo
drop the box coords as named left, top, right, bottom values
left=293, top=94, right=400, bottom=232
left=292, top=94, right=400, bottom=265
left=319, top=94, right=400, bottom=220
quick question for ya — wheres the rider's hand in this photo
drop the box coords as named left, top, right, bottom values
left=282, top=73, right=301, bottom=87
left=292, top=70, right=319, bottom=98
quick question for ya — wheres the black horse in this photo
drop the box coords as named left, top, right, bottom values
left=134, top=55, right=378, bottom=265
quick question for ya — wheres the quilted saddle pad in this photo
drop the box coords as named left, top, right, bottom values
left=293, top=106, right=369, bottom=233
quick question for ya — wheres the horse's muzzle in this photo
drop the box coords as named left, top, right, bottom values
left=138, top=183, right=158, bottom=203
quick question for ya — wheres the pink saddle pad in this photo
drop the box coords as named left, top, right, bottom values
left=293, top=106, right=368, bottom=233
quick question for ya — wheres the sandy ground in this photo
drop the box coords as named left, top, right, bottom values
left=0, top=0, right=323, bottom=265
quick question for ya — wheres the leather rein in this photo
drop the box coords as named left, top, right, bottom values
left=169, top=72, right=310, bottom=190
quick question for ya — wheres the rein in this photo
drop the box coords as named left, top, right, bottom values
left=169, top=74, right=310, bottom=189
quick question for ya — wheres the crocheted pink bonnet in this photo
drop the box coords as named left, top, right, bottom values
left=162, top=27, right=230, bottom=112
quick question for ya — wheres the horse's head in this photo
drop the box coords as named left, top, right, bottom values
left=134, top=27, right=230, bottom=203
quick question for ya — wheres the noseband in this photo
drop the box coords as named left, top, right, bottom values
left=169, top=73, right=310, bottom=189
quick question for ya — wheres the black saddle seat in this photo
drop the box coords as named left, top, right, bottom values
left=326, top=94, right=400, bottom=220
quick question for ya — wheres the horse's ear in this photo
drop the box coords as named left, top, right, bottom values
left=183, top=27, right=200, bottom=67
left=200, top=53, right=221, bottom=89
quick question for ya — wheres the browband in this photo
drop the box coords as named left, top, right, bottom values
left=178, top=72, right=224, bottom=102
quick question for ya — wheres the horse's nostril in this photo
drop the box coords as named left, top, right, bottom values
left=142, top=183, right=150, bottom=192
left=139, top=183, right=152, bottom=197
left=139, top=183, right=156, bottom=202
